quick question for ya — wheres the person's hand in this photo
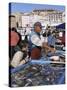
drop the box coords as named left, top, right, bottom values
left=19, top=59, right=26, bottom=66
left=50, top=47, right=56, bottom=53
left=42, top=42, right=48, bottom=48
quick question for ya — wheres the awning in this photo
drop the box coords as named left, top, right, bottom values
left=56, top=23, right=65, bottom=29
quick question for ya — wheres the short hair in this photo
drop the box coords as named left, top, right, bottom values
left=34, top=22, right=42, bottom=29
left=11, top=27, right=17, bottom=32
left=19, top=41, right=28, bottom=49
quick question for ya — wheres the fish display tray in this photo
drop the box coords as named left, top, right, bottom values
left=11, top=58, right=65, bottom=87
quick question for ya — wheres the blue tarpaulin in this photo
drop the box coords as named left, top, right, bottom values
left=56, top=23, right=65, bottom=29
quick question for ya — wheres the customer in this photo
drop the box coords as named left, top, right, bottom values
left=11, top=42, right=29, bottom=68
left=9, top=27, right=21, bottom=60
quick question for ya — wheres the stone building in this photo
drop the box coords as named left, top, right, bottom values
left=9, top=9, right=65, bottom=28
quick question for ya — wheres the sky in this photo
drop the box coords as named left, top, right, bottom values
left=9, top=3, right=65, bottom=13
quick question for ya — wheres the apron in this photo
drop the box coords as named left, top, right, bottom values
left=28, top=31, right=41, bottom=59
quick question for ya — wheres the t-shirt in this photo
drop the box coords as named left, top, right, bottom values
left=9, top=31, right=20, bottom=46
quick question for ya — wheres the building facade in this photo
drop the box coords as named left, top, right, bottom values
left=9, top=9, right=65, bottom=28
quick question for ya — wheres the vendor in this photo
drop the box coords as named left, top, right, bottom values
left=28, top=22, right=55, bottom=59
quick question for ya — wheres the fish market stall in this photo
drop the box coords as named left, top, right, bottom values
left=11, top=49, right=65, bottom=87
